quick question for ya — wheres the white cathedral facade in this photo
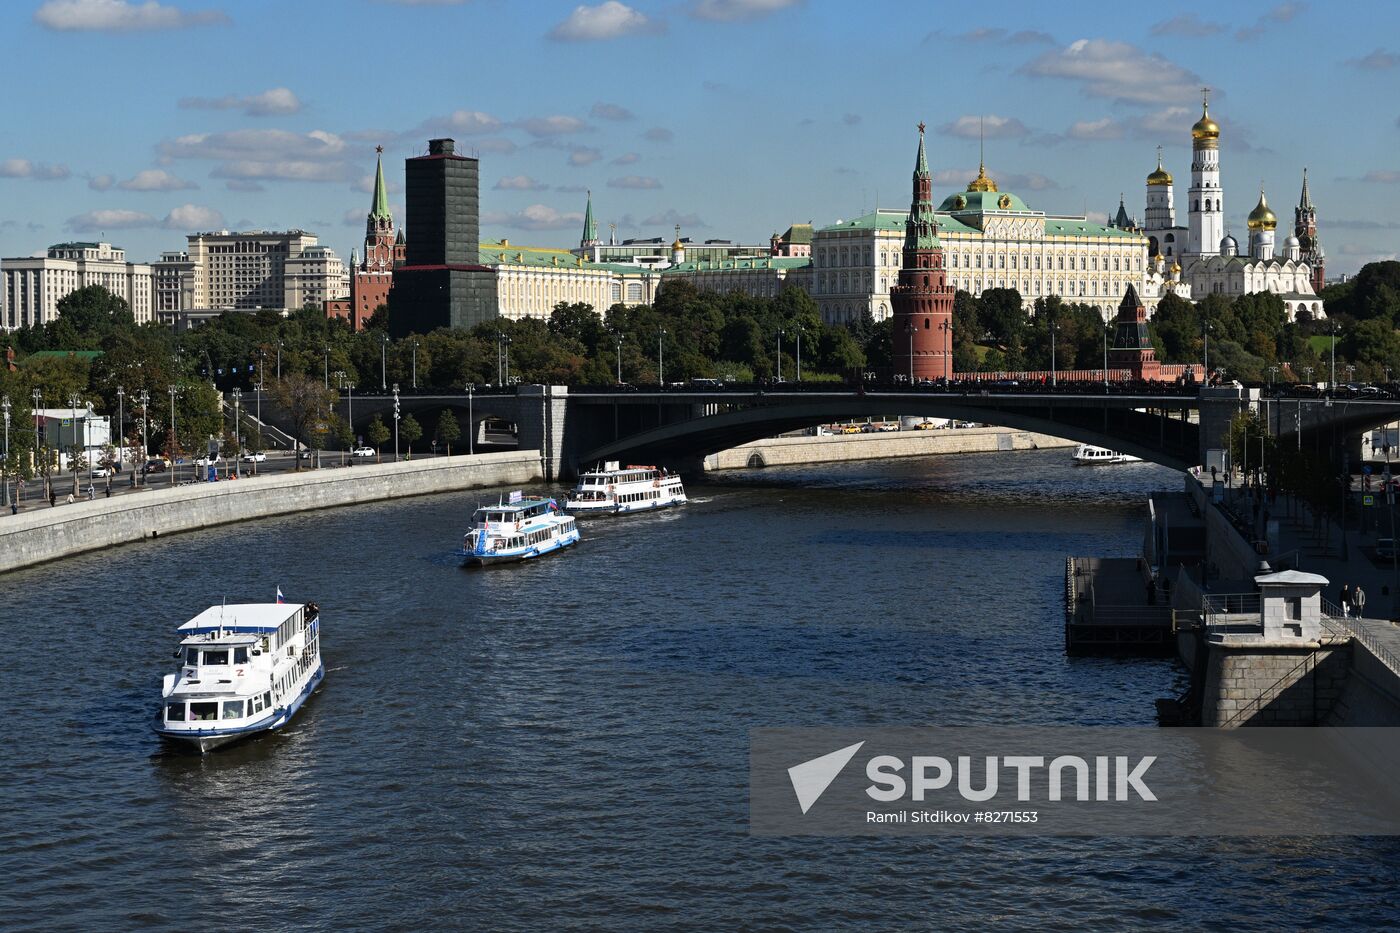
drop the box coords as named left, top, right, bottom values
left=1137, top=93, right=1325, bottom=321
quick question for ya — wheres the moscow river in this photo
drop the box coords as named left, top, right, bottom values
left=3, top=449, right=1398, bottom=930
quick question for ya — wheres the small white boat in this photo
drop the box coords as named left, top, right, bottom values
left=1073, top=444, right=1142, bottom=465
left=463, top=491, right=580, bottom=565
left=565, top=461, right=687, bottom=515
left=155, top=600, right=324, bottom=753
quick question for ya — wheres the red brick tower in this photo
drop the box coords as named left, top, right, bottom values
left=1108, top=284, right=1162, bottom=381
left=341, top=147, right=403, bottom=329
left=890, top=123, right=955, bottom=381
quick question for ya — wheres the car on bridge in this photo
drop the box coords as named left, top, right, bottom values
left=352, top=446, right=376, bottom=458
left=241, top=451, right=267, bottom=463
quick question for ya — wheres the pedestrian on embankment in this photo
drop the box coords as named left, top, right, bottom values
left=1341, top=584, right=1353, bottom=617
left=1354, top=586, right=1367, bottom=619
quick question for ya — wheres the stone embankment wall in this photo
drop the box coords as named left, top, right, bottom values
left=0, top=451, right=540, bottom=573
left=1199, top=645, right=1351, bottom=727
left=703, top=427, right=1077, bottom=471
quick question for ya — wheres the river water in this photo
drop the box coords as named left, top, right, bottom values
left=3, top=449, right=1397, bottom=930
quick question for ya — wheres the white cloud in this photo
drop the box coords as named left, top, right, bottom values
left=413, top=109, right=503, bottom=136
left=611, top=152, right=640, bottom=165
left=1150, top=14, right=1224, bottom=37
left=608, top=175, right=661, bottom=189
left=65, top=202, right=226, bottom=232
left=474, top=138, right=519, bottom=155
left=938, top=114, right=1029, bottom=139
left=591, top=102, right=634, bottom=121
left=159, top=128, right=352, bottom=182
left=1236, top=2, right=1304, bottom=41
left=65, top=208, right=157, bottom=232
left=162, top=203, right=224, bottom=229
left=0, top=158, right=71, bottom=180
left=34, top=0, right=228, bottom=32
left=643, top=126, right=673, bottom=142
left=1066, top=118, right=1124, bottom=140
left=482, top=204, right=585, bottom=231
left=641, top=208, right=705, bottom=228
left=517, top=115, right=591, bottom=137
left=1364, top=171, right=1400, bottom=183
left=178, top=87, right=302, bottom=116
left=1348, top=48, right=1399, bottom=70
left=88, top=173, right=114, bottom=190
left=1021, top=38, right=1203, bottom=105
left=118, top=168, right=197, bottom=191
left=548, top=2, right=661, bottom=41
left=688, top=0, right=799, bottom=21
left=568, top=146, right=602, bottom=166
left=495, top=175, right=548, bottom=190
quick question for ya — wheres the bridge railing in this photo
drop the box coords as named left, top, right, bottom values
left=1320, top=599, right=1400, bottom=677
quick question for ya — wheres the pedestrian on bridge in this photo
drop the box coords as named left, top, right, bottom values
left=1354, top=585, right=1367, bottom=619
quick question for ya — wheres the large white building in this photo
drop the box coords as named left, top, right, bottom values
left=2, top=242, right=154, bottom=329
left=1141, top=92, right=1324, bottom=320
left=282, top=245, right=347, bottom=312
left=812, top=161, right=1153, bottom=324
left=183, top=229, right=330, bottom=311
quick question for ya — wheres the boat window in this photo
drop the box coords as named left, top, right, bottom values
left=191, top=702, right=218, bottom=721
left=233, top=647, right=249, bottom=665
left=165, top=702, right=186, bottom=722
left=203, top=649, right=229, bottom=666
left=185, top=647, right=199, bottom=666
left=222, top=700, right=244, bottom=720
left=264, top=691, right=272, bottom=708
left=251, top=696, right=262, bottom=713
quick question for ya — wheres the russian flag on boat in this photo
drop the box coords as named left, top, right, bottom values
left=276, top=587, right=285, bottom=604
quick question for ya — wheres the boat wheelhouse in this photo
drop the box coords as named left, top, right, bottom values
left=154, top=602, right=324, bottom=753
left=463, top=492, right=580, bottom=565
left=565, top=461, right=687, bottom=515
left=1072, top=444, right=1143, bottom=465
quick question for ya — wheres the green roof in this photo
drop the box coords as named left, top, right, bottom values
left=937, top=189, right=1031, bottom=213
left=480, top=240, right=650, bottom=275
left=369, top=152, right=391, bottom=222
left=820, top=209, right=1142, bottom=239
left=778, top=223, right=813, bottom=245
left=663, top=257, right=811, bottom=273
left=21, top=349, right=103, bottom=363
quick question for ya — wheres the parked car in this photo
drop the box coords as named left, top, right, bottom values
left=351, top=446, right=376, bottom=458
left=142, top=459, right=168, bottom=475
left=241, top=451, right=267, bottom=462
left=194, top=455, right=221, bottom=467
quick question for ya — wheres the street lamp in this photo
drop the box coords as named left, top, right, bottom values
left=1330, top=320, right=1338, bottom=391
left=503, top=335, right=512, bottom=386
left=1203, top=319, right=1211, bottom=379
left=795, top=329, right=803, bottom=382
left=1268, top=365, right=1279, bottom=387
left=136, top=390, right=149, bottom=487
left=467, top=382, right=474, bottom=456
left=904, top=320, right=915, bottom=384
left=167, top=384, right=179, bottom=489
left=68, top=392, right=81, bottom=495
left=231, top=388, right=242, bottom=478
left=777, top=329, right=784, bottom=383
left=323, top=346, right=330, bottom=388
left=276, top=340, right=283, bottom=382
left=116, top=386, right=125, bottom=471
left=392, top=383, right=401, bottom=461
left=347, top=383, right=355, bottom=461
left=411, top=339, right=419, bottom=390
left=1102, top=321, right=1112, bottom=389
left=1049, top=316, right=1058, bottom=388
left=381, top=334, right=388, bottom=391
left=658, top=328, right=667, bottom=385
left=2, top=394, right=10, bottom=509
left=614, top=330, right=624, bottom=385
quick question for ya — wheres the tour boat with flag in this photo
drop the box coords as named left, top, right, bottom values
left=1072, top=444, right=1143, bottom=465
left=565, top=461, right=687, bottom=515
left=463, top=491, right=580, bottom=565
left=154, top=599, right=324, bottom=753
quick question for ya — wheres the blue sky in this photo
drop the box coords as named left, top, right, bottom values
left=1, top=0, right=1397, bottom=274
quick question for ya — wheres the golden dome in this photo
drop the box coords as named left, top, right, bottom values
left=672, top=238, right=684, bottom=250
left=966, top=160, right=998, bottom=193
left=1170, top=260, right=1181, bottom=274
left=1246, top=188, right=1277, bottom=231
left=1147, top=153, right=1173, bottom=186
left=1191, top=104, right=1220, bottom=145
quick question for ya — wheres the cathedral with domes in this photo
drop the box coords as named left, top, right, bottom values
left=1138, top=91, right=1325, bottom=321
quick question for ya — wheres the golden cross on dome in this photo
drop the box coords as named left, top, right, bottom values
left=917, top=121, right=925, bottom=134
left=1200, top=86, right=1210, bottom=108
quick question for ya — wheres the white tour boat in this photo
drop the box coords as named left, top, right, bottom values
left=1073, top=444, right=1143, bottom=465
left=155, top=600, right=324, bottom=753
left=565, top=461, right=687, bottom=515
left=463, top=491, right=580, bottom=565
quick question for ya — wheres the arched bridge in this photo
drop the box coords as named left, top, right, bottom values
left=254, top=383, right=1400, bottom=480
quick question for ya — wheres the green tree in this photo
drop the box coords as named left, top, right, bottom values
left=435, top=408, right=461, bottom=455
left=269, top=372, right=336, bottom=471
left=366, top=414, right=390, bottom=463
left=400, top=413, right=422, bottom=458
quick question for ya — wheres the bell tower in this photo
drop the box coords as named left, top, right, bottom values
left=890, top=123, right=955, bottom=381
